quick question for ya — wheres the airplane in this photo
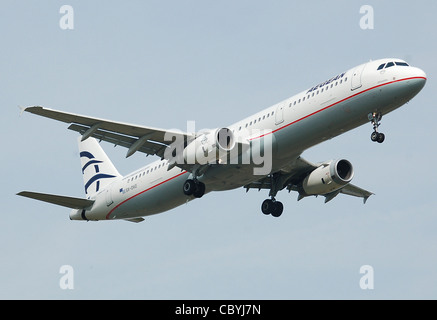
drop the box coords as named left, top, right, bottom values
left=17, top=58, right=427, bottom=222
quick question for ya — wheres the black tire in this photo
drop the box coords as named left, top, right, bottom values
left=371, top=132, right=378, bottom=142
left=271, top=201, right=284, bottom=217
left=183, top=179, right=196, bottom=196
left=377, top=133, right=385, bottom=143
left=261, top=199, right=274, bottom=215
left=193, top=182, right=206, bottom=198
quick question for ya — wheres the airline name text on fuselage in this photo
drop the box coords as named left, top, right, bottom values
left=306, top=72, right=346, bottom=94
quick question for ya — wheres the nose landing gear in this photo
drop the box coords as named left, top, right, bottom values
left=369, top=112, right=385, bottom=143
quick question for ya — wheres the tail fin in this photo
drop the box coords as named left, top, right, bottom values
left=79, top=137, right=122, bottom=197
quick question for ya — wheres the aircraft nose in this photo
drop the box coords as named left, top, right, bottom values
left=413, top=67, right=427, bottom=82
left=406, top=67, right=427, bottom=95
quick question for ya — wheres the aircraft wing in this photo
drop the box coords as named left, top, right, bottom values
left=244, top=157, right=321, bottom=192
left=23, top=106, right=195, bottom=159
left=244, top=156, right=373, bottom=203
left=338, top=184, right=374, bottom=202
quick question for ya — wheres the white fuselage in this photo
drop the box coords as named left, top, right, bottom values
left=70, top=58, right=426, bottom=221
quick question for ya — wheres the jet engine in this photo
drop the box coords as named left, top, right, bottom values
left=301, top=159, right=354, bottom=196
left=183, top=128, right=236, bottom=165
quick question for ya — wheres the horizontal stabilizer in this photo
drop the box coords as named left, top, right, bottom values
left=17, top=191, right=94, bottom=209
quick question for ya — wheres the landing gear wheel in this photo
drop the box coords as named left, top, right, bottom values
left=183, top=179, right=206, bottom=198
left=376, top=132, right=385, bottom=143
left=193, top=182, right=206, bottom=198
left=271, top=201, right=283, bottom=217
left=183, top=179, right=196, bottom=195
left=261, top=199, right=284, bottom=217
left=261, top=199, right=274, bottom=215
left=371, top=132, right=385, bottom=143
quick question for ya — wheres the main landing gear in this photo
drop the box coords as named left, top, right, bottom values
left=261, top=198, right=284, bottom=217
left=260, top=173, right=284, bottom=217
left=183, top=179, right=206, bottom=198
left=369, top=112, right=385, bottom=143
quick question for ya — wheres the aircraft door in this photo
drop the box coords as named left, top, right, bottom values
left=351, top=64, right=366, bottom=90
left=275, top=104, right=284, bottom=125
left=105, top=188, right=114, bottom=206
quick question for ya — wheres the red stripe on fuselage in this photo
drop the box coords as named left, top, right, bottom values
left=249, top=76, right=426, bottom=141
left=106, top=171, right=188, bottom=220
left=105, top=76, right=426, bottom=219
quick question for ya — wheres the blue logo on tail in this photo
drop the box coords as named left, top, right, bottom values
left=80, top=151, right=116, bottom=194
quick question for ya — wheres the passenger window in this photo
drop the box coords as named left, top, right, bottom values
left=385, top=62, right=395, bottom=68
left=377, top=63, right=385, bottom=70
left=303, top=97, right=306, bottom=101
left=298, top=99, right=301, bottom=103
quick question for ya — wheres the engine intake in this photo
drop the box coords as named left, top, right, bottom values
left=183, top=127, right=236, bottom=164
left=302, top=159, right=354, bottom=196
left=216, top=127, right=235, bottom=152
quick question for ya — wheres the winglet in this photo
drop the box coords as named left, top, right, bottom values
left=363, top=195, right=371, bottom=204
left=18, top=105, right=27, bottom=117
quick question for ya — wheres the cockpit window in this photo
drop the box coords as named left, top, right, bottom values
left=385, top=62, right=395, bottom=68
left=378, top=61, right=410, bottom=70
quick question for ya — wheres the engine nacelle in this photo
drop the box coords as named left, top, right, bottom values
left=302, top=159, right=354, bottom=195
left=183, top=128, right=236, bottom=164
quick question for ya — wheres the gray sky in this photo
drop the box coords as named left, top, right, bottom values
left=1, top=1, right=436, bottom=299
